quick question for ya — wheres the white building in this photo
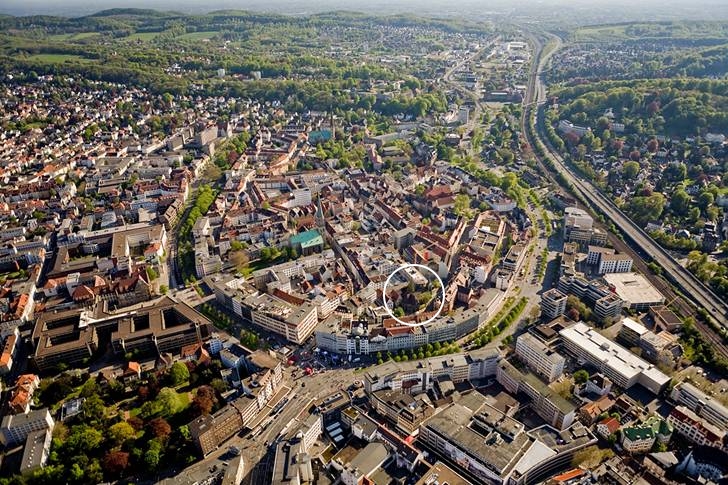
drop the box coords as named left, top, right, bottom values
left=515, top=333, right=565, bottom=383
left=559, top=322, right=669, bottom=394
left=670, top=382, right=728, bottom=431
left=540, top=288, right=567, bottom=320
left=603, top=273, right=665, bottom=311
left=0, top=408, right=54, bottom=447
left=668, top=405, right=726, bottom=449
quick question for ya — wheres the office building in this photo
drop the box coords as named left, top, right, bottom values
left=32, top=296, right=212, bottom=371
left=20, top=429, right=52, bottom=473
left=0, top=408, right=54, bottom=447
left=668, top=405, right=726, bottom=449
left=497, top=360, right=576, bottom=430
left=540, top=288, right=568, bottom=320
left=587, top=246, right=633, bottom=274
left=559, top=322, right=669, bottom=394
left=515, top=333, right=565, bottom=382
left=603, top=273, right=665, bottom=311
left=670, top=382, right=728, bottom=431
left=563, top=207, right=593, bottom=244
left=418, top=392, right=596, bottom=485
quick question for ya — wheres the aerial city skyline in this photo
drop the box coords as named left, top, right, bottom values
left=0, top=3, right=727, bottom=485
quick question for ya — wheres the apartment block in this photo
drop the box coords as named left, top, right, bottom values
left=189, top=351, right=283, bottom=455
left=370, top=389, right=434, bottom=434
left=621, top=416, right=672, bottom=454
left=363, top=348, right=499, bottom=394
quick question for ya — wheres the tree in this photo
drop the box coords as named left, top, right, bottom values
left=454, top=193, right=471, bottom=218
left=646, top=138, right=659, bottom=153
left=81, top=394, right=106, bottom=423
left=230, top=250, right=250, bottom=271
left=66, top=425, right=104, bottom=454
left=192, top=386, right=216, bottom=416
left=156, top=387, right=182, bottom=416
left=102, top=450, right=130, bottom=476
left=670, top=189, right=691, bottom=216
left=108, top=421, right=136, bottom=446
left=159, top=285, right=168, bottom=295
left=622, top=161, right=640, bottom=179
left=144, top=439, right=163, bottom=471
left=574, top=369, right=589, bottom=384
left=698, top=191, right=714, bottom=212
left=148, top=417, right=172, bottom=441
left=79, top=378, right=100, bottom=398
left=146, top=266, right=159, bottom=281
left=169, top=361, right=190, bottom=386
left=127, top=416, right=144, bottom=431
left=625, top=193, right=666, bottom=225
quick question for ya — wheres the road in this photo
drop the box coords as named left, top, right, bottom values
left=158, top=356, right=359, bottom=485
left=522, top=31, right=728, bottom=332
left=441, top=37, right=499, bottom=148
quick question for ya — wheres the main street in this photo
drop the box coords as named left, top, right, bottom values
left=521, top=31, right=728, bottom=337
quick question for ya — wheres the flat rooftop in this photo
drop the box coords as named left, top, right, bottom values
left=560, top=322, right=669, bottom=387
left=603, top=272, right=665, bottom=306
left=415, top=461, right=473, bottom=485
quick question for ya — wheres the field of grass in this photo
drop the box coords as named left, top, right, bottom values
left=575, top=22, right=728, bottom=43
left=123, top=32, right=161, bottom=42
left=574, top=25, right=630, bottom=42
left=27, top=53, right=93, bottom=63
left=178, top=31, right=220, bottom=41
left=48, top=32, right=100, bottom=41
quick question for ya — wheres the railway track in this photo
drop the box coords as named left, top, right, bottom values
left=521, top=30, right=728, bottom=359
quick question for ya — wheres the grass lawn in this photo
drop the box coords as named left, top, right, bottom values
left=123, top=32, right=161, bottom=42
left=127, top=390, right=190, bottom=417
left=28, top=53, right=93, bottom=64
left=48, top=32, right=100, bottom=41
left=178, top=31, right=219, bottom=41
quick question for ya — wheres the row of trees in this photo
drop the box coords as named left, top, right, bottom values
left=469, top=297, right=528, bottom=349
left=375, top=340, right=461, bottom=365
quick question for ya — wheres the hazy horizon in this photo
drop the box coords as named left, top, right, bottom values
left=2, top=0, right=728, bottom=23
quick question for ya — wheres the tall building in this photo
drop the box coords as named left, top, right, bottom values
left=563, top=207, right=593, bottom=244
left=540, top=288, right=568, bottom=320
left=515, top=333, right=566, bottom=383
left=0, top=408, right=54, bottom=447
